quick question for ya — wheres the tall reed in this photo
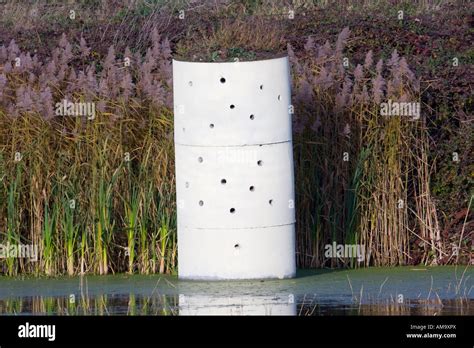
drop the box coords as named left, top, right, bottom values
left=0, top=26, right=454, bottom=276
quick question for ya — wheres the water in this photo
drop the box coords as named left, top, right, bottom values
left=0, top=266, right=472, bottom=315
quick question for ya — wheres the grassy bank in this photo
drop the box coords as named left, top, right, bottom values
left=0, top=0, right=472, bottom=275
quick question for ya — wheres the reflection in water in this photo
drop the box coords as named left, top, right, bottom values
left=0, top=294, right=179, bottom=316
left=0, top=294, right=471, bottom=316
left=178, top=294, right=296, bottom=315
left=0, top=267, right=472, bottom=315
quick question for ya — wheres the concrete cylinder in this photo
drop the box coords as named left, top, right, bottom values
left=173, top=56, right=296, bottom=280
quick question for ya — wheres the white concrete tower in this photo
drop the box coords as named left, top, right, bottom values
left=173, top=56, right=296, bottom=280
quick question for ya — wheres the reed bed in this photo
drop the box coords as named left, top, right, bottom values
left=290, top=29, right=443, bottom=267
left=0, top=31, right=176, bottom=275
left=0, top=23, right=457, bottom=276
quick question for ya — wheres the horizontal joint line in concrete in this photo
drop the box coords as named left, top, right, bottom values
left=175, top=140, right=292, bottom=148
left=182, top=222, right=296, bottom=230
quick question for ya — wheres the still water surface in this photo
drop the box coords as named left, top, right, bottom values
left=0, top=266, right=472, bottom=315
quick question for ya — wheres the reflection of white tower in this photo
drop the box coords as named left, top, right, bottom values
left=179, top=293, right=296, bottom=316
left=173, top=56, right=296, bottom=280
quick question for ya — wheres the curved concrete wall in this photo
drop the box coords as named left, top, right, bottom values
left=173, top=56, right=296, bottom=280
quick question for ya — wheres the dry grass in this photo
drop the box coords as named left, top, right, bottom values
left=0, top=0, right=470, bottom=276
